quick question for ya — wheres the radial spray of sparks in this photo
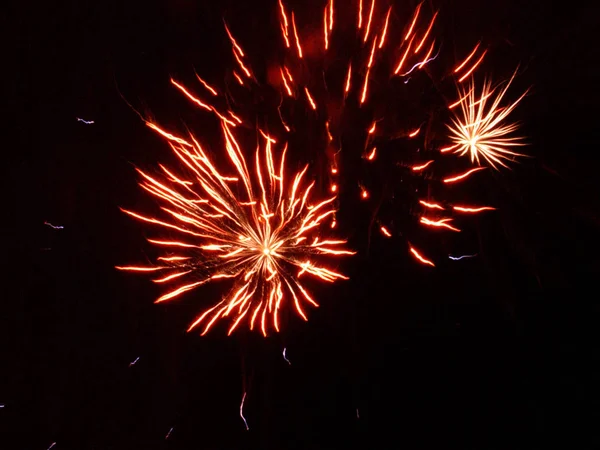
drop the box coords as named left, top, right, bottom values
left=445, top=70, right=529, bottom=169
left=269, top=0, right=528, bottom=267
left=118, top=88, right=354, bottom=336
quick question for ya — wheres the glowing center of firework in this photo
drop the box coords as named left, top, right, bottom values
left=262, top=247, right=272, bottom=256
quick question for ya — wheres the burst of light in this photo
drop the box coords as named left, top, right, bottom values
left=446, top=71, right=528, bottom=169
left=119, top=87, right=353, bottom=337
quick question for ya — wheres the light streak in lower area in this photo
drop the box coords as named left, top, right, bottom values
left=129, top=356, right=140, bottom=367
left=44, top=221, right=64, bottom=229
left=448, top=254, right=477, bottom=260
left=76, top=117, right=94, bottom=124
left=283, top=347, right=291, bottom=365
left=240, top=392, right=249, bottom=430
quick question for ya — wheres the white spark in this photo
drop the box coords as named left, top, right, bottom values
left=165, top=427, right=174, bottom=439
left=448, top=254, right=477, bottom=261
left=283, top=347, right=291, bottom=365
left=76, top=117, right=95, bottom=124
left=44, top=221, right=64, bottom=230
left=240, top=392, right=249, bottom=430
left=129, top=356, right=140, bottom=367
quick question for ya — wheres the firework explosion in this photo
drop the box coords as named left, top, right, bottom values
left=119, top=0, right=528, bottom=334
left=117, top=96, right=354, bottom=337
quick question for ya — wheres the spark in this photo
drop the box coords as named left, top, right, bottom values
left=345, top=63, right=352, bottom=93
left=292, top=12, right=303, bottom=58
left=165, top=427, right=174, bottom=439
left=404, top=2, right=422, bottom=41
left=398, top=45, right=441, bottom=77
left=414, top=11, right=438, bottom=54
left=44, top=221, right=64, bottom=229
left=419, top=200, right=444, bottom=210
left=366, top=147, right=377, bottom=160
left=378, top=7, right=392, bottom=48
left=76, top=117, right=94, bottom=124
left=420, top=217, right=460, bottom=232
left=447, top=70, right=528, bottom=169
left=449, top=253, right=477, bottom=260
left=453, top=205, right=496, bottom=213
left=409, top=246, right=435, bottom=267
left=408, top=127, right=421, bottom=138
left=47, top=443, right=56, bottom=450
left=358, top=0, right=363, bottom=29
left=443, top=167, right=486, bottom=183
left=363, top=0, right=376, bottom=43
left=195, top=73, right=218, bottom=96
left=412, top=160, right=434, bottom=171
left=454, top=42, right=481, bottom=73
left=458, top=50, right=488, bottom=83
left=129, top=356, right=140, bottom=367
left=240, top=392, right=249, bottom=430
left=283, top=347, right=291, bottom=365
left=305, top=87, right=317, bottom=110
left=380, top=226, right=391, bottom=237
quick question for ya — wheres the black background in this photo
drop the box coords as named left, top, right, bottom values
left=4, top=0, right=600, bottom=448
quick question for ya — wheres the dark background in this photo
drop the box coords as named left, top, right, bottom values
left=4, top=0, right=600, bottom=448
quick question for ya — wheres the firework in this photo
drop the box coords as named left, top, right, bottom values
left=118, top=87, right=354, bottom=336
left=270, top=0, right=527, bottom=266
left=445, top=71, right=529, bottom=169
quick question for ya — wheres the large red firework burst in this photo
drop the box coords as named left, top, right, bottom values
left=118, top=0, right=528, bottom=335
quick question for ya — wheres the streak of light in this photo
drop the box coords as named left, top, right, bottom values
left=195, top=74, right=218, bottom=96
left=419, top=200, right=444, bottom=210
left=409, top=246, right=435, bottom=266
left=378, top=7, right=392, bottom=48
left=449, top=254, right=477, bottom=260
left=283, top=347, right=291, bottom=364
left=292, top=12, right=303, bottom=58
left=420, top=217, right=460, bottom=232
left=408, top=127, right=421, bottom=138
left=414, top=11, right=438, bottom=54
left=76, top=117, right=94, bottom=124
left=453, top=205, right=496, bottom=213
left=380, top=226, right=391, bottom=237
left=458, top=50, right=487, bottom=83
left=305, top=87, right=317, bottom=110
left=129, top=356, right=140, bottom=367
left=363, top=0, right=376, bottom=43
left=240, top=392, right=249, bottom=430
left=367, top=147, right=377, bottom=160
left=404, top=2, right=422, bottom=41
left=454, top=42, right=481, bottom=73
left=47, top=443, right=56, bottom=450
left=443, top=167, right=486, bottom=183
left=165, top=427, right=174, bottom=439
left=44, top=221, right=64, bottom=229
left=412, top=160, right=434, bottom=171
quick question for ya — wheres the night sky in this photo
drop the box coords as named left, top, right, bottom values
left=4, top=0, right=600, bottom=448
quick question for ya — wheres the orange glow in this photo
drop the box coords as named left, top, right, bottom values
left=329, top=0, right=334, bottom=31
left=408, top=127, right=421, bottom=138
left=419, top=200, right=444, bottom=210
left=278, top=0, right=290, bottom=47
left=420, top=217, right=460, bottom=232
left=233, top=71, right=244, bottom=85
left=412, top=160, right=434, bottom=171
left=358, top=0, right=363, bottom=29
left=380, top=226, right=392, bottom=237
left=360, top=68, right=370, bottom=104
left=443, top=167, right=486, bottom=183
left=367, top=35, right=378, bottom=68
left=331, top=220, right=337, bottom=229
left=409, top=246, right=435, bottom=266
left=224, top=23, right=245, bottom=57
left=292, top=12, right=303, bottom=58
left=170, top=78, right=211, bottom=111
left=331, top=167, right=338, bottom=174
left=304, top=87, right=317, bottom=110
left=368, top=122, right=377, bottom=134
left=379, top=7, right=392, bottom=48
left=394, top=35, right=414, bottom=74
left=345, top=63, right=352, bottom=93
left=453, top=205, right=496, bottom=213
left=454, top=42, right=480, bottom=73
left=405, top=2, right=422, bottom=41
left=363, top=0, right=376, bottom=42
left=324, top=6, right=329, bottom=50
left=326, top=121, right=333, bottom=142
left=195, top=74, right=218, bottom=96
left=280, top=68, right=293, bottom=96
left=367, top=147, right=377, bottom=160
left=449, top=89, right=473, bottom=109
left=331, top=184, right=338, bottom=193
left=361, top=189, right=369, bottom=199
left=458, top=50, right=487, bottom=83
left=414, top=11, right=437, bottom=54
left=439, top=144, right=459, bottom=153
